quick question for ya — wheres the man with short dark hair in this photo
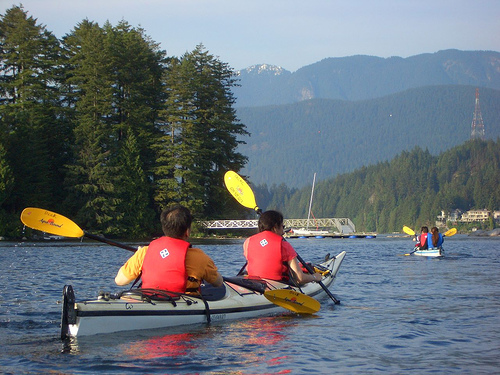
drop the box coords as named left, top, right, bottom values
left=115, top=205, right=223, bottom=294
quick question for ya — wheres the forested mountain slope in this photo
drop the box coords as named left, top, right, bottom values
left=256, top=139, right=500, bottom=233
left=237, top=86, right=500, bottom=188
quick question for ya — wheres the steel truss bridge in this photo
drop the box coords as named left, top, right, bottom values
left=199, top=218, right=356, bottom=234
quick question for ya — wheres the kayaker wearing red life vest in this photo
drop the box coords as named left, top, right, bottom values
left=415, top=226, right=429, bottom=250
left=115, top=205, right=223, bottom=294
left=243, top=210, right=322, bottom=284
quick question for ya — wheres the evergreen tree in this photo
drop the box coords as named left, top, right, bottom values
left=115, top=132, right=156, bottom=237
left=0, top=141, right=15, bottom=235
left=155, top=44, right=248, bottom=218
left=62, top=20, right=118, bottom=231
left=0, top=5, right=69, bottom=214
left=62, top=20, right=165, bottom=234
left=105, top=21, right=165, bottom=234
left=0, top=142, right=14, bottom=205
left=105, top=20, right=165, bottom=174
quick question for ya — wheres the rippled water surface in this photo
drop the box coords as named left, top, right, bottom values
left=1, top=235, right=499, bottom=374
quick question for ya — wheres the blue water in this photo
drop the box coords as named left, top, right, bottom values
left=1, top=235, right=499, bottom=374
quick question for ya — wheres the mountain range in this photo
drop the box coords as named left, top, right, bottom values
left=232, top=50, right=500, bottom=188
left=233, top=49, right=500, bottom=107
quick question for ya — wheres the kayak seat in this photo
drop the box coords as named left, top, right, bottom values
left=200, top=283, right=227, bottom=301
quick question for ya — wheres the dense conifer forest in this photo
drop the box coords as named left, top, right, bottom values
left=0, top=6, right=247, bottom=238
left=253, top=139, right=500, bottom=233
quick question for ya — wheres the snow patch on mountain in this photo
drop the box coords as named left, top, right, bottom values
left=237, top=64, right=289, bottom=76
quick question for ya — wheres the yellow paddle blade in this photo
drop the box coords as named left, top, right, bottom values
left=20, top=208, right=84, bottom=238
left=402, top=226, right=416, bottom=236
left=224, top=171, right=260, bottom=212
left=264, top=289, right=320, bottom=314
left=444, top=228, right=457, bottom=237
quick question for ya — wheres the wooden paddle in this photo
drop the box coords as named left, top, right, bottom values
left=402, top=226, right=457, bottom=256
left=21, top=207, right=317, bottom=314
left=224, top=170, right=340, bottom=306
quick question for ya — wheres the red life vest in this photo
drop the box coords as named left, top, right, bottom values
left=246, top=231, right=288, bottom=280
left=141, top=237, right=189, bottom=292
left=419, top=233, right=428, bottom=248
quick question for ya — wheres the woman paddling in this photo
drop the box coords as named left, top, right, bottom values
left=243, top=210, right=322, bottom=285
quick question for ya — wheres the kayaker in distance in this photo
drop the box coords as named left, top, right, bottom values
left=414, top=226, right=429, bottom=250
left=115, top=204, right=223, bottom=294
left=243, top=210, right=322, bottom=284
left=428, top=226, right=444, bottom=248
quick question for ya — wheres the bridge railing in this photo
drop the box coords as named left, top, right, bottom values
left=198, top=219, right=258, bottom=229
left=199, top=218, right=356, bottom=233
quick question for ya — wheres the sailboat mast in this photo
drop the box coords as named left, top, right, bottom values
left=306, top=173, right=316, bottom=229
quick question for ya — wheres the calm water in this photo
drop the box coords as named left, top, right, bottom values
left=1, top=235, right=499, bottom=374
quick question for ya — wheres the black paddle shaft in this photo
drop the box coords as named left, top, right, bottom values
left=83, top=232, right=136, bottom=252
left=296, top=253, right=340, bottom=304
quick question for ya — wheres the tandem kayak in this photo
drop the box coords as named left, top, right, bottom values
left=412, top=247, right=443, bottom=257
left=61, top=251, right=346, bottom=338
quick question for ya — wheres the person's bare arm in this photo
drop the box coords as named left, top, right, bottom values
left=288, top=258, right=321, bottom=284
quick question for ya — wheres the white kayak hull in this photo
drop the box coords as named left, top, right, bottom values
left=61, top=251, right=346, bottom=338
left=413, top=247, right=443, bottom=257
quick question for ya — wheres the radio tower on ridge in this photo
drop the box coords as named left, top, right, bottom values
left=470, top=88, right=485, bottom=140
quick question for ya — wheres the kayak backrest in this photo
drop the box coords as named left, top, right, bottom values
left=223, top=276, right=267, bottom=294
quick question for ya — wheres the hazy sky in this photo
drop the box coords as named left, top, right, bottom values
left=2, top=0, right=499, bottom=71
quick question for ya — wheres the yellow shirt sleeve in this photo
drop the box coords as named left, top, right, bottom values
left=119, top=245, right=148, bottom=281
left=185, top=247, right=220, bottom=289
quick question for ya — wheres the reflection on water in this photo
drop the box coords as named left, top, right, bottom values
left=61, top=316, right=296, bottom=374
left=122, top=332, right=198, bottom=359
left=226, top=317, right=287, bottom=346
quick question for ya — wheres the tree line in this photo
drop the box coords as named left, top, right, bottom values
left=0, top=5, right=248, bottom=239
left=254, top=139, right=500, bottom=233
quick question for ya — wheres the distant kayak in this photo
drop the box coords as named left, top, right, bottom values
left=412, top=247, right=443, bottom=257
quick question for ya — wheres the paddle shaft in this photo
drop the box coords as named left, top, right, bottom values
left=405, top=247, right=419, bottom=256
left=296, top=253, right=339, bottom=304
left=83, top=232, right=136, bottom=252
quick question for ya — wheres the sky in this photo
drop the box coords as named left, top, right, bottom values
left=1, top=0, right=499, bottom=72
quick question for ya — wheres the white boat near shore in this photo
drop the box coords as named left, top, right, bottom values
left=290, top=172, right=330, bottom=237
left=290, top=228, right=330, bottom=236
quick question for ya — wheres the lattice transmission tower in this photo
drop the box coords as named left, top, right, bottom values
left=470, top=88, right=485, bottom=140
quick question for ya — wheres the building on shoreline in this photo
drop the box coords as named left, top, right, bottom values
left=436, top=209, right=500, bottom=226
